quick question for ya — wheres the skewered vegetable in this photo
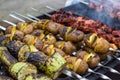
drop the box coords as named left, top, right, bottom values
left=0, top=47, right=37, bottom=80
left=55, top=41, right=76, bottom=55
left=76, top=50, right=100, bottom=68
left=64, top=55, right=88, bottom=74
left=6, top=41, right=66, bottom=79
left=2, top=17, right=119, bottom=78
left=84, top=33, right=110, bottom=54
left=0, top=46, right=52, bottom=80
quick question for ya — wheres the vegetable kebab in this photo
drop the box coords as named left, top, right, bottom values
left=0, top=46, right=52, bottom=80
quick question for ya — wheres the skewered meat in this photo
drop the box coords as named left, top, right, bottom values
left=51, top=10, right=77, bottom=26
left=51, top=10, right=120, bottom=48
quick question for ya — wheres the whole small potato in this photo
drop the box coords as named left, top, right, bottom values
left=93, top=38, right=110, bottom=54
left=76, top=50, right=100, bottom=68
left=87, top=53, right=100, bottom=68
left=22, top=24, right=34, bottom=34
left=55, top=41, right=76, bottom=55
left=13, top=30, right=24, bottom=41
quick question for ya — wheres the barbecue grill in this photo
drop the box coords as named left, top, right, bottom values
left=0, top=2, right=120, bottom=80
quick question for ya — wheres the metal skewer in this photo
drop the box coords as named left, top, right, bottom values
left=88, top=68, right=111, bottom=80
left=9, top=14, right=25, bottom=22
left=98, top=63, right=120, bottom=75
left=0, top=25, right=6, bottom=31
left=31, top=7, right=51, bottom=17
left=26, top=14, right=39, bottom=21
left=11, top=11, right=37, bottom=22
left=2, top=20, right=16, bottom=26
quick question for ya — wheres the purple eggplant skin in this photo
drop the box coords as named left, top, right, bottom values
left=27, top=51, right=48, bottom=66
left=7, top=41, right=25, bottom=58
left=0, top=47, right=17, bottom=67
left=0, top=75, right=13, bottom=80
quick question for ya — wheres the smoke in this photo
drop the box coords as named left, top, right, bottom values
left=87, top=0, right=120, bottom=29
left=64, top=0, right=120, bottom=29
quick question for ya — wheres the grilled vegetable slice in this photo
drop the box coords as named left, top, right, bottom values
left=0, top=47, right=17, bottom=66
left=9, top=62, right=37, bottom=80
left=45, top=52, right=66, bottom=79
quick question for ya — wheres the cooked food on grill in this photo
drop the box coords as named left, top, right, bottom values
left=51, top=10, right=120, bottom=48
left=6, top=41, right=66, bottom=79
left=55, top=41, right=76, bottom=55
left=76, top=50, right=100, bottom=68
left=84, top=33, right=110, bottom=54
left=0, top=14, right=119, bottom=80
left=0, top=47, right=37, bottom=80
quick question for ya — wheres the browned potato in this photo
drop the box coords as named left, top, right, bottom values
left=41, top=44, right=55, bottom=56
left=23, top=35, right=34, bottom=44
left=32, top=30, right=44, bottom=36
left=13, top=30, right=24, bottom=41
left=43, top=34, right=56, bottom=45
left=76, top=51, right=88, bottom=58
left=55, top=41, right=76, bottom=55
left=76, top=50, right=100, bottom=68
left=46, top=21, right=63, bottom=34
left=74, top=58, right=88, bottom=74
left=0, top=30, right=4, bottom=35
left=87, top=53, right=100, bottom=68
left=59, top=27, right=84, bottom=42
left=5, top=26, right=12, bottom=34
left=37, top=19, right=49, bottom=29
left=84, top=33, right=97, bottom=48
left=17, top=22, right=34, bottom=34
left=34, top=39, right=43, bottom=51
left=84, top=33, right=110, bottom=54
left=30, top=22, right=38, bottom=29
left=22, top=24, right=34, bottom=34
left=65, top=56, right=88, bottom=74
left=54, top=48, right=66, bottom=57
left=98, top=53, right=108, bottom=61
left=93, top=38, right=110, bottom=54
